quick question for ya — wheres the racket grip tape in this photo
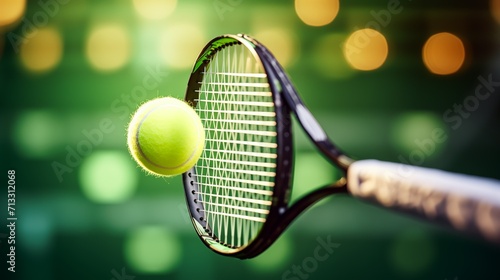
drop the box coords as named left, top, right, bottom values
left=347, top=159, right=500, bottom=243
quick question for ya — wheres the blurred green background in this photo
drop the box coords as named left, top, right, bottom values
left=1, top=0, right=500, bottom=279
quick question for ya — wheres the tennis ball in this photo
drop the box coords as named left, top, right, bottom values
left=127, top=97, right=205, bottom=177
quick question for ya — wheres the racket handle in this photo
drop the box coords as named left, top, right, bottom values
left=347, top=159, right=500, bottom=243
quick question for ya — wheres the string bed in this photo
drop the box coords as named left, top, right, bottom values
left=193, top=44, right=277, bottom=248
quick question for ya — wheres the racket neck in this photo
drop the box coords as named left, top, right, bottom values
left=256, top=45, right=353, bottom=171
left=241, top=180, right=348, bottom=259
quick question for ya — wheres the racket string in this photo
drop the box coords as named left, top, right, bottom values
left=195, top=44, right=276, bottom=248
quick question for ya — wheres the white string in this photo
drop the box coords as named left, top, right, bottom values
left=203, top=139, right=277, bottom=149
left=202, top=72, right=267, bottom=78
left=194, top=43, right=276, bottom=248
left=196, top=89, right=272, bottom=97
left=198, top=157, right=277, bottom=168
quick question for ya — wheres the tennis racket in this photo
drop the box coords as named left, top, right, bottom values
left=182, top=34, right=500, bottom=259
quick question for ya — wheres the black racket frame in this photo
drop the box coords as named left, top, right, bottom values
left=183, top=34, right=352, bottom=259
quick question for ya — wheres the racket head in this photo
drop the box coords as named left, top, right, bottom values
left=183, top=34, right=293, bottom=258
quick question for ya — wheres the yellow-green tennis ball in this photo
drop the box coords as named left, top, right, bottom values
left=127, top=97, right=205, bottom=177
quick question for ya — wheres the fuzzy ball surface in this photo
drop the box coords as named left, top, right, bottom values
left=127, top=97, right=205, bottom=176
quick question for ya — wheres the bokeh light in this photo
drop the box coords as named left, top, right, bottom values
left=20, top=27, right=63, bottom=73
left=391, top=112, right=446, bottom=156
left=0, top=0, right=25, bottom=27
left=423, top=32, right=465, bottom=75
left=0, top=35, right=4, bottom=58
left=248, top=234, right=294, bottom=273
left=390, top=228, right=436, bottom=276
left=246, top=234, right=293, bottom=272
left=125, top=226, right=182, bottom=274
left=343, top=28, right=388, bottom=71
left=159, top=23, right=205, bottom=69
left=19, top=211, right=53, bottom=253
left=85, top=24, right=131, bottom=72
left=253, top=27, right=298, bottom=67
left=312, top=33, right=354, bottom=79
left=79, top=150, right=138, bottom=203
left=292, top=152, right=340, bottom=206
left=133, top=0, right=177, bottom=20
left=491, top=0, right=500, bottom=24
left=13, top=110, right=64, bottom=158
left=295, top=0, right=340, bottom=27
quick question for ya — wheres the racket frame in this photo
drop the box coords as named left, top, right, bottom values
left=183, top=34, right=351, bottom=259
